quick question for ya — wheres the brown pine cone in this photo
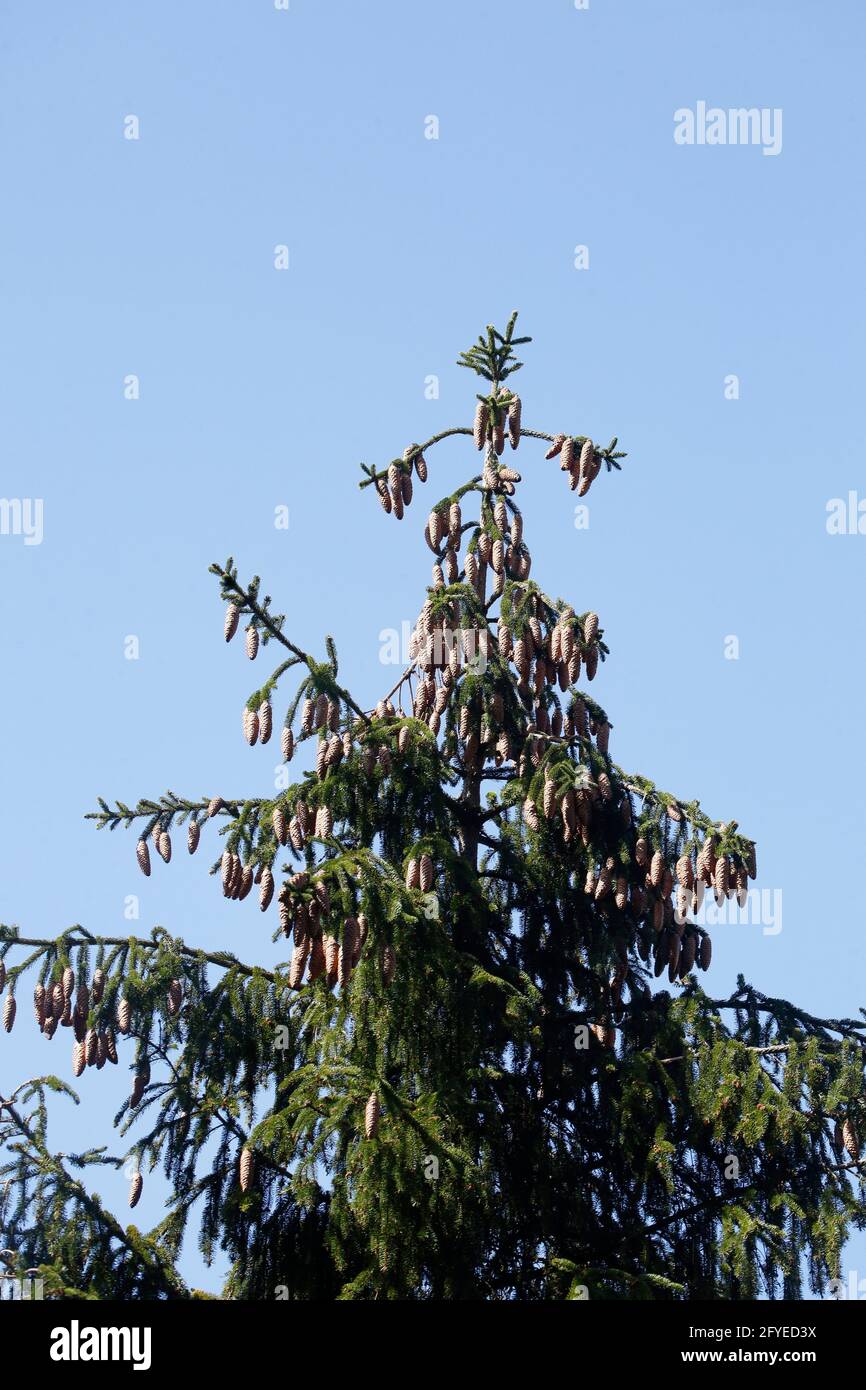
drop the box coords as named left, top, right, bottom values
left=259, top=700, right=273, bottom=744
left=61, top=965, right=75, bottom=1002
left=419, top=854, right=433, bottom=893
left=364, top=1091, right=381, bottom=1139
left=243, top=706, right=259, bottom=745
left=650, top=850, right=665, bottom=888
left=474, top=402, right=489, bottom=450
left=129, top=1172, right=143, bottom=1208
left=382, top=944, right=396, bottom=986
left=72, top=1039, right=86, bottom=1077
left=158, top=831, right=172, bottom=864
left=167, top=979, right=183, bottom=1016
left=507, top=394, right=521, bottom=449
left=3, top=993, right=16, bottom=1033
left=259, top=867, right=274, bottom=912
left=240, top=1148, right=255, bottom=1193
left=281, top=726, right=295, bottom=762
left=376, top=476, right=393, bottom=513
left=117, top=998, right=131, bottom=1034
left=842, top=1118, right=860, bottom=1161
left=289, top=937, right=310, bottom=989
left=583, top=612, right=599, bottom=644
left=545, top=434, right=566, bottom=459
left=224, top=603, right=240, bottom=642
left=584, top=646, right=598, bottom=680
left=675, top=855, right=694, bottom=890
left=136, top=839, right=151, bottom=877
left=560, top=437, right=575, bottom=472
left=187, top=820, right=201, bottom=855
left=246, top=625, right=259, bottom=660
left=699, top=935, right=712, bottom=971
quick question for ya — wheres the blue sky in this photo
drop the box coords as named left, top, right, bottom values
left=1, top=0, right=864, bottom=1296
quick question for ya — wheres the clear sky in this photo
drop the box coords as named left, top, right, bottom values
left=1, top=0, right=864, bottom=1297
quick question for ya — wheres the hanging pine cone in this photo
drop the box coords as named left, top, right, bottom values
left=3, top=993, right=16, bottom=1033
left=507, top=394, right=522, bottom=449
left=699, top=935, right=712, bottom=971
left=584, top=612, right=599, bottom=644
left=61, top=965, right=74, bottom=1002
left=72, top=1039, right=86, bottom=1077
left=405, top=858, right=420, bottom=890
left=561, top=437, right=575, bottom=472
left=714, top=856, right=730, bottom=898
left=259, top=700, right=273, bottom=744
left=680, top=934, right=697, bottom=974
left=136, top=839, right=151, bottom=877
left=675, top=855, right=694, bottom=890
left=289, top=935, right=310, bottom=989
left=280, top=726, right=295, bottom=764
left=474, top=402, right=489, bottom=450
left=245, top=625, right=259, bottom=660
left=130, top=1064, right=149, bottom=1107
left=243, top=707, right=259, bottom=745
left=33, top=981, right=45, bottom=1025
left=364, top=1092, right=381, bottom=1139
left=129, top=1172, right=143, bottom=1208
left=167, top=979, right=183, bottom=1016
left=746, top=843, right=758, bottom=879
left=650, top=850, right=665, bottom=888
left=158, top=831, right=172, bottom=864
left=117, top=998, right=131, bottom=1034
left=187, top=819, right=201, bottom=855
left=376, top=476, right=392, bottom=513
left=843, top=1118, right=860, bottom=1161
left=419, top=854, right=433, bottom=893
left=104, top=1029, right=118, bottom=1064
left=382, top=943, right=396, bottom=985
left=545, top=434, right=565, bottom=459
left=239, top=1147, right=255, bottom=1193
left=224, top=603, right=240, bottom=642
left=584, top=645, right=598, bottom=681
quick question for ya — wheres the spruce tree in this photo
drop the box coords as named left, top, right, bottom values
left=2, top=315, right=865, bottom=1301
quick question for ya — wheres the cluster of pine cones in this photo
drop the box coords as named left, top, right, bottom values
left=1, top=959, right=182, bottom=1102
left=545, top=434, right=601, bottom=496
left=275, top=871, right=398, bottom=993
left=473, top=387, right=522, bottom=455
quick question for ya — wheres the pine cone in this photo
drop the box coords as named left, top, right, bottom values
left=33, top=982, right=45, bottom=1024
left=105, top=1029, right=118, bottom=1064
left=289, top=936, right=310, bottom=989
left=560, top=437, right=575, bottom=472
left=675, top=855, right=694, bottom=890
left=130, top=1064, right=149, bottom=1106
left=474, top=402, right=489, bottom=450
left=507, top=394, right=522, bottom=448
left=584, top=646, right=598, bottom=681
left=158, top=831, right=172, bottom=864
left=419, top=854, right=433, bottom=893
left=382, top=943, right=396, bottom=985
left=281, top=726, right=295, bottom=762
left=246, top=625, right=259, bottom=660
left=843, top=1118, right=860, bottom=1161
left=272, top=805, right=287, bottom=845
left=72, top=1039, right=86, bottom=1077
left=167, top=979, right=183, bottom=1016
left=259, top=700, right=273, bottom=744
left=243, top=707, right=259, bottom=745
left=650, top=850, right=665, bottom=888
left=224, top=603, right=240, bottom=642
left=2, top=993, right=15, bottom=1033
left=376, top=477, right=392, bottom=513
left=136, top=839, right=151, bottom=877
left=364, top=1092, right=381, bottom=1139
left=523, top=796, right=540, bottom=832
left=746, top=843, right=757, bottom=879
left=187, top=820, right=200, bottom=854
left=699, top=935, right=712, bottom=971
left=62, top=965, right=75, bottom=1002
left=584, top=612, right=599, bottom=644
left=117, top=998, right=131, bottom=1034
left=239, top=1147, right=255, bottom=1192
left=129, top=1172, right=143, bottom=1208
left=545, top=434, right=566, bottom=459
